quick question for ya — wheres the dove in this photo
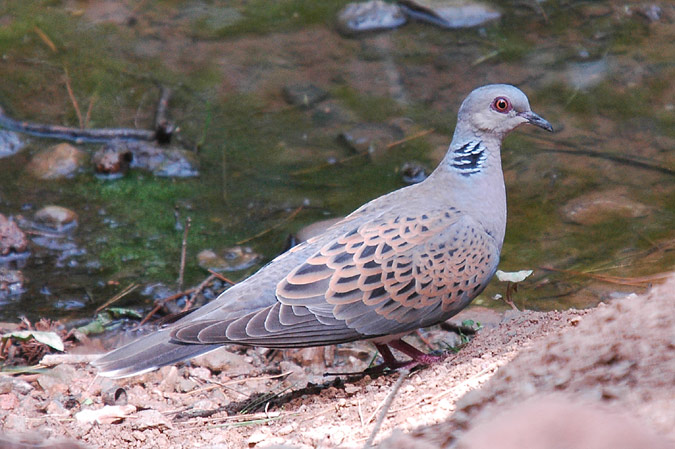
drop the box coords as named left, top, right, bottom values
left=94, top=84, right=553, bottom=377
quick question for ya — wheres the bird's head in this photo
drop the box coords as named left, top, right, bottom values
left=458, top=84, right=553, bottom=136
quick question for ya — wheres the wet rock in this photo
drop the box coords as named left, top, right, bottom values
left=565, top=58, right=610, bottom=90
left=0, top=267, right=24, bottom=296
left=34, top=206, right=78, bottom=232
left=311, top=100, right=358, bottom=127
left=560, top=189, right=651, bottom=226
left=400, top=161, right=429, bottom=184
left=296, top=217, right=343, bottom=243
left=399, top=0, right=501, bottom=29
left=0, top=214, right=28, bottom=256
left=197, top=246, right=260, bottom=272
left=339, top=122, right=404, bottom=159
left=179, top=3, right=244, bottom=32
left=109, top=140, right=200, bottom=177
left=93, top=143, right=132, bottom=177
left=632, top=4, right=664, bottom=23
left=337, top=1, right=407, bottom=35
left=191, top=347, right=254, bottom=376
left=0, top=130, right=24, bottom=158
left=282, top=83, right=329, bottom=108
left=26, top=143, right=87, bottom=180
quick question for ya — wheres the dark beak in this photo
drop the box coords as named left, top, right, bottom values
left=519, top=111, right=553, bottom=132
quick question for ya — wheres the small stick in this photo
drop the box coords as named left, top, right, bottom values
left=180, top=273, right=217, bottom=313
left=364, top=369, right=410, bottom=448
left=154, top=86, right=174, bottom=144
left=94, top=283, right=139, bottom=314
left=137, top=287, right=197, bottom=327
left=385, top=128, right=434, bottom=149
left=207, top=269, right=237, bottom=285
left=0, top=105, right=156, bottom=143
left=84, top=92, right=98, bottom=129
left=33, top=26, right=57, bottom=53
left=178, top=217, right=192, bottom=291
left=236, top=206, right=303, bottom=245
left=63, top=66, right=84, bottom=128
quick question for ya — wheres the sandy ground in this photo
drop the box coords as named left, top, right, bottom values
left=0, top=275, right=673, bottom=449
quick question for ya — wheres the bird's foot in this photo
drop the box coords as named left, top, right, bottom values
left=323, top=339, right=447, bottom=378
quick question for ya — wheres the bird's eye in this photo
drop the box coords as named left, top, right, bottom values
left=492, top=97, right=511, bottom=113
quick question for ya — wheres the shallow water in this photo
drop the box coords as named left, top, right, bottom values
left=0, top=0, right=672, bottom=323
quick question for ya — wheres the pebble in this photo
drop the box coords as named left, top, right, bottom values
left=34, top=205, right=78, bottom=232
left=0, top=267, right=24, bottom=296
left=337, top=1, right=407, bottom=35
left=191, top=347, right=254, bottom=376
left=400, top=161, right=429, bottom=184
left=339, top=122, right=404, bottom=158
left=282, top=83, right=329, bottom=108
left=93, top=143, right=132, bottom=177
left=0, top=214, right=28, bottom=256
left=26, top=143, right=87, bottom=180
left=399, top=0, right=501, bottom=29
left=560, top=189, right=651, bottom=225
left=197, top=246, right=260, bottom=272
left=0, top=130, right=24, bottom=158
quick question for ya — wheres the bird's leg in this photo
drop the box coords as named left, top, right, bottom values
left=386, top=339, right=446, bottom=366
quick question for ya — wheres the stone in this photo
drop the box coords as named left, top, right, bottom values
left=197, top=246, right=260, bottom=272
left=0, top=268, right=24, bottom=296
left=399, top=0, right=501, bottom=29
left=34, top=206, right=78, bottom=232
left=26, top=143, right=87, bottom=180
left=0, top=214, right=28, bottom=256
left=560, top=189, right=651, bottom=226
left=339, top=122, right=404, bottom=158
left=191, top=347, right=254, bottom=376
left=93, top=143, right=132, bottom=177
left=282, top=83, right=328, bottom=108
left=337, top=1, right=407, bottom=35
left=400, top=161, right=429, bottom=184
left=37, top=364, right=78, bottom=395
left=0, top=130, right=24, bottom=158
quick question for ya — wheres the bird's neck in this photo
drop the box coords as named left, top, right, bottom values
left=429, top=131, right=508, bottom=249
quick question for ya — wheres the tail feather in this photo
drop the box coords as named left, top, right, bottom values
left=93, top=330, right=221, bottom=378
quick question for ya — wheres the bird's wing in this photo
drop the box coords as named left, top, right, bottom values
left=170, top=207, right=500, bottom=347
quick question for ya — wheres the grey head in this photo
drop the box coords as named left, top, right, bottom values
left=456, top=84, right=553, bottom=137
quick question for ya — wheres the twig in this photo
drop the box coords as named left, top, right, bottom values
left=236, top=206, right=303, bottom=245
left=178, top=217, right=192, bottom=291
left=94, top=283, right=139, bottom=314
left=385, top=128, right=434, bottom=149
left=364, top=369, right=410, bottom=449
left=84, top=92, right=98, bottom=129
left=33, top=26, right=57, bottom=53
left=181, top=272, right=216, bottom=313
left=137, top=287, right=197, bottom=327
left=63, top=66, right=84, bottom=129
left=0, top=105, right=156, bottom=143
left=207, top=269, right=238, bottom=285
left=154, top=86, right=174, bottom=144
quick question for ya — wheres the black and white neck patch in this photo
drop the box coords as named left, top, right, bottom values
left=450, top=141, right=486, bottom=175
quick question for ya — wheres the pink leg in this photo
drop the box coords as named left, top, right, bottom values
left=374, top=339, right=447, bottom=371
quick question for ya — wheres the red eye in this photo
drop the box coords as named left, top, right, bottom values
left=492, top=97, right=511, bottom=113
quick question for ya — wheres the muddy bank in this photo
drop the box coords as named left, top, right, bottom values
left=0, top=275, right=672, bottom=448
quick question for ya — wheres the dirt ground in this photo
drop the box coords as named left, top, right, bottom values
left=0, top=274, right=672, bottom=448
